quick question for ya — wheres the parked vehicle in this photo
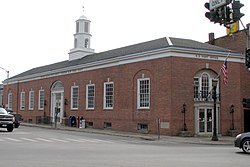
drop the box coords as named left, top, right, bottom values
left=6, top=109, right=22, bottom=128
left=0, top=107, right=14, bottom=132
left=234, top=132, right=250, bottom=154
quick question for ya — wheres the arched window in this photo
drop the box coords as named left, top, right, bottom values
left=85, top=39, right=89, bottom=48
left=51, top=81, right=64, bottom=92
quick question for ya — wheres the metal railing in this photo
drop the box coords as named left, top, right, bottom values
left=194, top=92, right=220, bottom=102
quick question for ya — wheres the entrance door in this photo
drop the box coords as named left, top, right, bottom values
left=198, top=108, right=212, bottom=134
left=51, top=92, right=63, bottom=123
left=51, top=81, right=64, bottom=124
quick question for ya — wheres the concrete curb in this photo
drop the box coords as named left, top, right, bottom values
left=20, top=123, right=234, bottom=145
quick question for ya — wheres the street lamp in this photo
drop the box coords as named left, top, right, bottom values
left=230, top=104, right=235, bottom=130
left=211, top=79, right=218, bottom=141
left=0, top=67, right=9, bottom=109
left=181, top=103, right=187, bottom=131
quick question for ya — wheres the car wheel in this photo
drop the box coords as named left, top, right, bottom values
left=242, top=139, right=250, bottom=154
left=15, top=123, right=20, bottom=128
left=7, top=125, right=14, bottom=132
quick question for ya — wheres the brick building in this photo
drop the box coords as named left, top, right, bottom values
left=2, top=12, right=250, bottom=136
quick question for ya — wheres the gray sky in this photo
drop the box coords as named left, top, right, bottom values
left=0, top=0, right=249, bottom=83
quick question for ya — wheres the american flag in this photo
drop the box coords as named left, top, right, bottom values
left=221, top=59, right=228, bottom=85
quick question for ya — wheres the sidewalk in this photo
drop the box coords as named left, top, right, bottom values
left=21, top=123, right=234, bottom=146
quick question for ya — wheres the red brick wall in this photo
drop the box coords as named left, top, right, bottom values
left=5, top=54, right=249, bottom=135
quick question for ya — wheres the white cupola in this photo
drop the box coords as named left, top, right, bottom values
left=69, top=8, right=95, bottom=61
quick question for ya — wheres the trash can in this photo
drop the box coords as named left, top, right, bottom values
left=71, top=116, right=76, bottom=127
left=79, top=117, right=85, bottom=128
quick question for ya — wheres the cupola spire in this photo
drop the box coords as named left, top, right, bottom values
left=68, top=7, right=94, bottom=61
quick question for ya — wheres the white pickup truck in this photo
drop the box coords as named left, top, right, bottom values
left=0, top=107, right=14, bottom=132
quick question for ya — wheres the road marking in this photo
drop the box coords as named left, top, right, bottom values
left=65, top=138, right=86, bottom=142
left=79, top=138, right=99, bottom=143
left=20, top=138, right=39, bottom=142
left=49, top=138, right=69, bottom=143
left=5, top=138, right=21, bottom=142
left=35, top=138, right=54, bottom=142
left=91, top=139, right=114, bottom=144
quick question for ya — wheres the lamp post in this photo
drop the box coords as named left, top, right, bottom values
left=0, top=67, right=9, bottom=109
left=211, top=79, right=218, bottom=141
left=181, top=103, right=187, bottom=131
left=230, top=104, right=235, bottom=130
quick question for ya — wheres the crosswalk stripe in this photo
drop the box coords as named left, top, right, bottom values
left=21, top=138, right=38, bottom=142
left=5, top=138, right=21, bottom=142
left=79, top=138, right=99, bottom=143
left=0, top=137, right=115, bottom=144
left=65, top=138, right=86, bottom=142
left=91, top=139, right=114, bottom=144
left=49, top=138, right=69, bottom=142
left=35, top=138, right=54, bottom=142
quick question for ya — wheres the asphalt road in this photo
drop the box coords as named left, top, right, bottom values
left=0, top=126, right=249, bottom=167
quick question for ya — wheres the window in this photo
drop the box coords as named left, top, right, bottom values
left=138, top=123, right=148, bottom=130
left=137, top=78, right=150, bottom=109
left=8, top=93, right=12, bottom=110
left=193, top=72, right=219, bottom=102
left=104, top=122, right=112, bottom=129
left=71, top=86, right=79, bottom=110
left=20, top=91, right=25, bottom=110
left=86, top=84, right=95, bottom=110
left=85, top=38, right=89, bottom=48
left=84, top=22, right=89, bottom=33
left=194, top=78, right=199, bottom=99
left=86, top=121, right=93, bottom=128
left=201, top=73, right=209, bottom=98
left=38, top=90, right=45, bottom=110
left=137, top=123, right=148, bottom=133
left=29, top=90, right=34, bottom=110
left=104, top=82, right=114, bottom=109
left=76, top=22, right=79, bottom=33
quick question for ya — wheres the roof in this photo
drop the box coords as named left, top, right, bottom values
left=8, top=37, right=236, bottom=81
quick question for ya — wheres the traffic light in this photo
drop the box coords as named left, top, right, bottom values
left=246, top=48, right=250, bottom=68
left=204, top=2, right=233, bottom=27
left=204, top=3, right=220, bottom=23
left=232, top=0, right=244, bottom=22
left=243, top=98, right=250, bottom=108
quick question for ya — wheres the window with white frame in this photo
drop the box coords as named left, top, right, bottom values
left=84, top=22, right=89, bottom=33
left=86, top=84, right=95, bottom=110
left=76, top=22, right=79, bottom=33
left=194, top=77, right=199, bottom=99
left=38, top=89, right=45, bottom=110
left=193, top=72, right=219, bottom=101
left=71, top=86, right=79, bottom=110
left=104, top=82, right=114, bottom=109
left=20, top=91, right=25, bottom=110
left=137, top=78, right=150, bottom=109
left=201, top=73, right=209, bottom=98
left=29, top=90, right=34, bottom=110
left=8, top=93, right=12, bottom=110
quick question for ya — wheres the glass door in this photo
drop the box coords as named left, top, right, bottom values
left=199, top=108, right=213, bottom=134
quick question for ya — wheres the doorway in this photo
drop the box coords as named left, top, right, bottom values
left=198, top=108, right=212, bottom=134
left=51, top=81, right=64, bottom=123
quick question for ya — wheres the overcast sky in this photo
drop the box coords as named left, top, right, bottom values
left=0, top=0, right=249, bottom=83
